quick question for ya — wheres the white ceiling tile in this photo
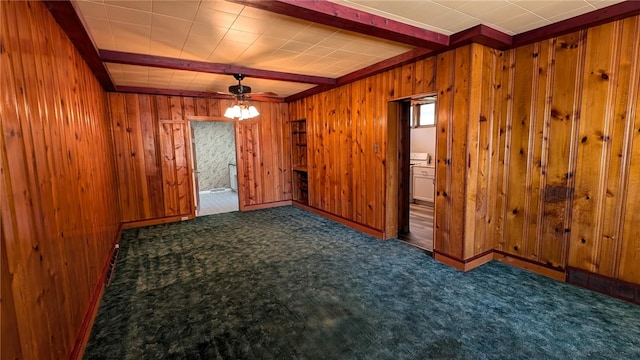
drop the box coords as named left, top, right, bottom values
left=152, top=0, right=200, bottom=21
left=151, top=13, right=192, bottom=34
left=89, top=29, right=116, bottom=49
left=74, top=1, right=108, bottom=19
left=479, top=3, right=530, bottom=23
left=587, top=0, right=620, bottom=9
left=280, top=40, right=314, bottom=53
left=189, top=21, right=228, bottom=38
left=82, top=17, right=112, bottom=33
left=208, top=39, right=251, bottom=62
left=224, top=29, right=261, bottom=45
left=110, top=22, right=151, bottom=48
left=194, top=6, right=238, bottom=28
left=520, top=1, right=594, bottom=16
left=546, top=4, right=597, bottom=22
left=103, top=0, right=152, bottom=12
left=105, top=5, right=152, bottom=26
left=262, top=20, right=309, bottom=39
left=199, top=0, right=244, bottom=14
left=151, top=28, right=189, bottom=49
left=491, top=12, right=549, bottom=34
left=180, top=34, right=220, bottom=60
left=147, top=42, right=182, bottom=58
left=232, top=16, right=274, bottom=34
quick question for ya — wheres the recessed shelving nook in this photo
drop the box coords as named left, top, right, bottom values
left=291, top=119, right=308, bottom=205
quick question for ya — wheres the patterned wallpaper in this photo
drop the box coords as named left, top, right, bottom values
left=192, top=121, right=236, bottom=191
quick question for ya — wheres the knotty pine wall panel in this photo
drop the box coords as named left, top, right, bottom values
left=495, top=16, right=640, bottom=284
left=109, top=93, right=291, bottom=221
left=1, top=1, right=121, bottom=358
left=235, top=101, right=292, bottom=209
left=569, top=17, right=640, bottom=282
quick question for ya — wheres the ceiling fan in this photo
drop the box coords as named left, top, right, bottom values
left=220, top=74, right=278, bottom=120
left=216, top=73, right=278, bottom=100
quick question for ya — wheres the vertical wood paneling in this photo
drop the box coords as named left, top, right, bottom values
left=1, top=1, right=120, bottom=358
left=109, top=94, right=291, bottom=219
left=570, top=22, right=621, bottom=272
left=538, top=31, right=584, bottom=268
left=598, top=17, right=637, bottom=277
left=495, top=17, right=640, bottom=284
left=435, top=51, right=454, bottom=254
left=234, top=102, right=291, bottom=209
left=504, top=44, right=535, bottom=257
left=288, top=16, right=639, bottom=286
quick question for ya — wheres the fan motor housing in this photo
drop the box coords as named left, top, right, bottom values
left=229, top=84, right=251, bottom=94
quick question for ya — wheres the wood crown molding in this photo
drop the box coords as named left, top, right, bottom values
left=42, top=0, right=114, bottom=91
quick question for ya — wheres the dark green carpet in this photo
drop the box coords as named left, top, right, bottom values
left=84, top=206, right=640, bottom=359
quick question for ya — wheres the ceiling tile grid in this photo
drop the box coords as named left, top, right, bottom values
left=72, top=0, right=627, bottom=98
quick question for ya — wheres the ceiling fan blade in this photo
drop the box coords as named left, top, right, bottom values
left=251, top=91, right=279, bottom=97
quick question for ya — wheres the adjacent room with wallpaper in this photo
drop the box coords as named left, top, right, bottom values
left=2, top=0, right=640, bottom=359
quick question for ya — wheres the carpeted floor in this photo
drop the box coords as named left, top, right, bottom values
left=84, top=206, right=640, bottom=359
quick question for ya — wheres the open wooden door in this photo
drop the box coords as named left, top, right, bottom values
left=190, top=124, right=200, bottom=215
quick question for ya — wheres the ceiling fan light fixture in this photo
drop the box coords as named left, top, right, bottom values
left=224, top=101, right=259, bottom=121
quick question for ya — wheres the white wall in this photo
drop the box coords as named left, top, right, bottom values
left=410, top=126, right=436, bottom=157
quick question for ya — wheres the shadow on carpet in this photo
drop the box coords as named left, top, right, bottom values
left=85, top=206, right=640, bottom=359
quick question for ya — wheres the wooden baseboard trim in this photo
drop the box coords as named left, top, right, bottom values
left=242, top=200, right=292, bottom=211
left=567, top=267, right=640, bottom=305
left=433, top=250, right=493, bottom=271
left=122, top=214, right=193, bottom=229
left=70, top=224, right=122, bottom=359
left=493, top=251, right=566, bottom=282
left=292, top=202, right=385, bottom=239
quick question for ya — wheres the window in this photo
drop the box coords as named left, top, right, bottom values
left=410, top=97, right=436, bottom=128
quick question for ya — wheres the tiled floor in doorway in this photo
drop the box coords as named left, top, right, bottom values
left=198, top=189, right=239, bottom=216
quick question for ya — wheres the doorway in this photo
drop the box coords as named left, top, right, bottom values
left=394, top=96, right=437, bottom=252
left=190, top=120, right=239, bottom=216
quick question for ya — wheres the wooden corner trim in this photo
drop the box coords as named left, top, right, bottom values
left=433, top=250, right=493, bottom=271
left=292, top=202, right=385, bottom=239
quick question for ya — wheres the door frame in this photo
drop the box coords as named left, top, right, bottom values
left=186, top=116, right=240, bottom=217
left=385, top=92, right=438, bottom=240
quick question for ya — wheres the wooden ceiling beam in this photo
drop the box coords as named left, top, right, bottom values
left=43, top=0, right=115, bottom=91
left=228, top=0, right=449, bottom=49
left=100, top=50, right=336, bottom=85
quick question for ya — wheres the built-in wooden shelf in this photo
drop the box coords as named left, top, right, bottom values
left=291, top=119, right=309, bottom=205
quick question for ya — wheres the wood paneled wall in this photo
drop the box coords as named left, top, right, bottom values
left=108, top=93, right=291, bottom=222
left=235, top=102, right=292, bottom=209
left=494, top=16, right=640, bottom=284
left=1, top=1, right=121, bottom=358
left=290, top=15, right=639, bottom=286
left=289, top=57, right=436, bottom=232
left=433, top=44, right=499, bottom=263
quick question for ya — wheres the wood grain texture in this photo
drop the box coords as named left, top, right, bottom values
left=494, top=16, right=640, bottom=284
left=1, top=1, right=120, bottom=358
left=109, top=94, right=291, bottom=221
left=289, top=16, right=640, bottom=285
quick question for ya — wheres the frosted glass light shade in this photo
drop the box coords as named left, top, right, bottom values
left=224, top=102, right=259, bottom=120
